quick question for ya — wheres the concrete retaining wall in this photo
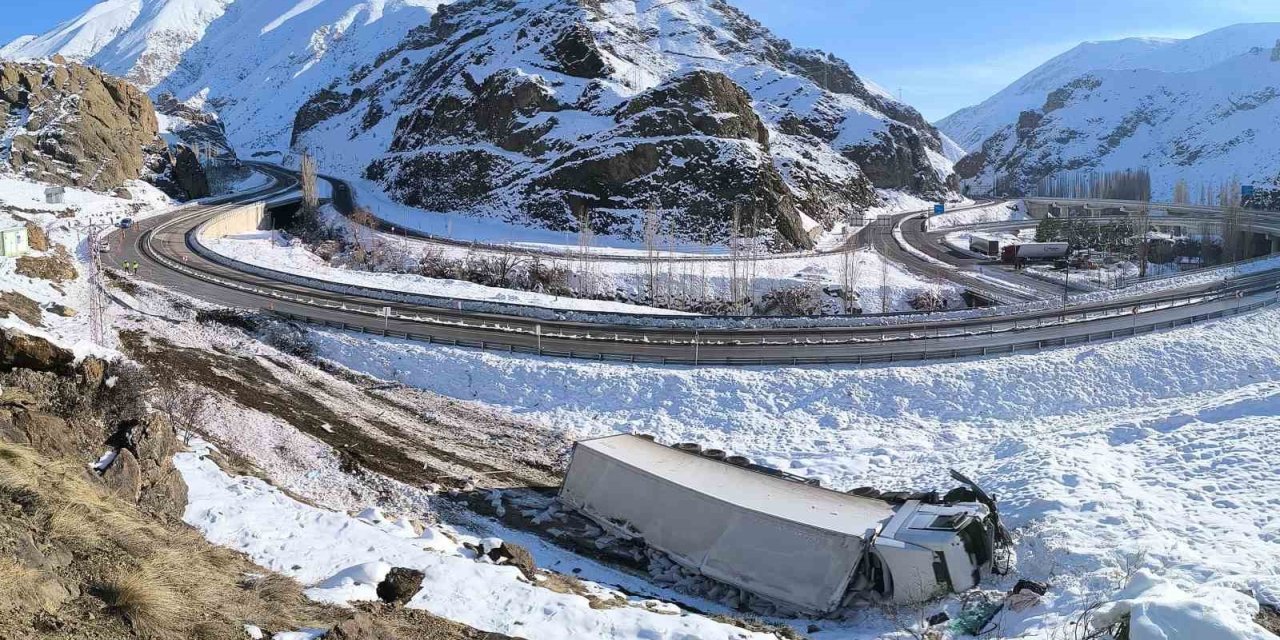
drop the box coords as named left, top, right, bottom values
left=200, top=203, right=268, bottom=239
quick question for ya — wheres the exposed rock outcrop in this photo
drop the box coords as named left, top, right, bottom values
left=0, top=327, right=73, bottom=373
left=0, top=59, right=208, bottom=198
left=14, top=246, right=77, bottom=283
left=0, top=329, right=188, bottom=519
left=295, top=0, right=957, bottom=250
left=1, top=61, right=157, bottom=191
left=148, top=143, right=211, bottom=200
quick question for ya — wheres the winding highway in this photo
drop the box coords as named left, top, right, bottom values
left=111, top=165, right=1280, bottom=366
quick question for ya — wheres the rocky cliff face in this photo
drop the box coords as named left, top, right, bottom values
left=0, top=58, right=208, bottom=198
left=1, top=59, right=160, bottom=191
left=0, top=329, right=188, bottom=519
left=294, top=0, right=957, bottom=249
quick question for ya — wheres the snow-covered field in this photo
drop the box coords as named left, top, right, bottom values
left=204, top=230, right=693, bottom=316
left=926, top=200, right=1027, bottom=231
left=177, top=441, right=773, bottom=640
left=310, top=311, right=1280, bottom=638
left=206, top=220, right=964, bottom=315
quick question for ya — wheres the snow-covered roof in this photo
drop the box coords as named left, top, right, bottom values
left=575, top=434, right=895, bottom=535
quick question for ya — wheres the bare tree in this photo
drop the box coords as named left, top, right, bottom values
left=643, top=205, right=661, bottom=305
left=350, top=206, right=378, bottom=254
left=575, top=202, right=597, bottom=297
left=300, top=152, right=319, bottom=215
left=1219, top=178, right=1244, bottom=263
left=153, top=384, right=214, bottom=446
left=1131, top=202, right=1151, bottom=278
left=1172, top=178, right=1190, bottom=205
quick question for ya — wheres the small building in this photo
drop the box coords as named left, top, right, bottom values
left=44, top=186, right=66, bottom=205
left=0, top=224, right=30, bottom=258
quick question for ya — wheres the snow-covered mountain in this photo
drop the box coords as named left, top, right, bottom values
left=1, top=1, right=444, bottom=152
left=943, top=24, right=1280, bottom=198
left=0, top=0, right=233, bottom=88
left=938, top=24, right=1280, bottom=152
left=290, top=0, right=958, bottom=248
left=4, top=0, right=958, bottom=248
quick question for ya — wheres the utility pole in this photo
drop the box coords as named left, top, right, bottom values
left=84, top=223, right=108, bottom=345
left=1061, top=208, right=1071, bottom=314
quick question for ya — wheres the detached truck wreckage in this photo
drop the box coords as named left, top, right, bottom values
left=559, top=435, right=1010, bottom=615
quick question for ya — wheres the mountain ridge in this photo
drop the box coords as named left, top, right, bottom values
left=3, top=0, right=960, bottom=249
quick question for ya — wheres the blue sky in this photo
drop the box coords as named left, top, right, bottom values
left=4, top=0, right=1280, bottom=121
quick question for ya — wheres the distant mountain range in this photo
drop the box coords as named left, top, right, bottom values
left=1, top=0, right=960, bottom=249
left=937, top=24, right=1280, bottom=198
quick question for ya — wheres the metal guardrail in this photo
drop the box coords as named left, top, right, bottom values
left=131, top=173, right=1280, bottom=365
left=146, top=217, right=1280, bottom=353
left=264, top=297, right=1278, bottom=366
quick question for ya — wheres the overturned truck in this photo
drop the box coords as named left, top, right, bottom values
left=559, top=435, right=1009, bottom=615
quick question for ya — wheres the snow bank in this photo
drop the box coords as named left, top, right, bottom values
left=311, top=306, right=1280, bottom=638
left=1092, top=570, right=1274, bottom=640
left=926, top=200, right=1026, bottom=231
left=175, top=446, right=775, bottom=640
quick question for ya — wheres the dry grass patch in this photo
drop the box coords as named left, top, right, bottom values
left=0, top=442, right=340, bottom=638
left=93, top=566, right=185, bottom=638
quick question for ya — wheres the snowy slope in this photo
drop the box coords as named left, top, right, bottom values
left=0, top=0, right=233, bottom=88
left=1, top=0, right=443, bottom=151
left=292, top=0, right=958, bottom=249
left=957, top=46, right=1280, bottom=197
left=938, top=23, right=1280, bottom=152
left=5, top=0, right=958, bottom=249
left=311, top=306, right=1280, bottom=639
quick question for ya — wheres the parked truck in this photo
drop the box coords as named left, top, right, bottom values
left=969, top=233, right=1002, bottom=257
left=558, top=434, right=1008, bottom=615
left=1001, top=241, right=1069, bottom=264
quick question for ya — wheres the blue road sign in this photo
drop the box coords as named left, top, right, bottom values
left=933, top=204, right=946, bottom=216
left=1242, top=185, right=1256, bottom=198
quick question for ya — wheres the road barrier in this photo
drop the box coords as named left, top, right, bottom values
left=128, top=169, right=1280, bottom=366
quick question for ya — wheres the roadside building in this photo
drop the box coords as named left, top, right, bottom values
left=0, top=224, right=30, bottom=257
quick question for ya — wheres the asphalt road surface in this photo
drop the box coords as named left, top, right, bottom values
left=111, top=165, right=1280, bottom=366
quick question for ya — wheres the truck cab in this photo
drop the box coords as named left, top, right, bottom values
left=871, top=501, right=997, bottom=602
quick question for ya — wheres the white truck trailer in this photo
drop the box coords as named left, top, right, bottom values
left=969, top=233, right=1002, bottom=257
left=1001, top=241, right=1069, bottom=263
left=558, top=435, right=1005, bottom=614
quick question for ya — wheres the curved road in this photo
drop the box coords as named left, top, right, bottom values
left=112, top=166, right=1280, bottom=366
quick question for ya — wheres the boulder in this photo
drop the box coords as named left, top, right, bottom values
left=0, top=330, right=74, bottom=373
left=15, top=247, right=77, bottom=283
left=486, top=543, right=536, bottom=580
left=0, top=291, right=44, bottom=327
left=325, top=614, right=380, bottom=639
left=23, top=223, right=50, bottom=251
left=101, top=448, right=143, bottom=505
left=7, top=411, right=78, bottom=460
left=375, top=567, right=425, bottom=606
left=44, top=303, right=77, bottom=318
left=132, top=415, right=188, bottom=519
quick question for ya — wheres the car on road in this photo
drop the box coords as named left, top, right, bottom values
left=118, top=218, right=134, bottom=229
